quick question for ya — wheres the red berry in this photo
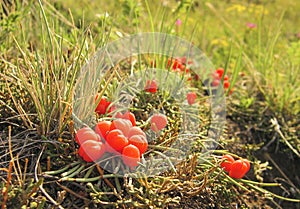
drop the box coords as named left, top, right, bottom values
left=95, top=95, right=111, bottom=115
left=216, top=68, right=224, bottom=79
left=78, top=140, right=105, bottom=162
left=144, top=79, right=158, bottom=93
left=223, top=75, right=229, bottom=81
left=223, top=80, right=230, bottom=89
left=150, top=113, right=168, bottom=132
left=128, top=135, right=148, bottom=155
left=75, top=127, right=100, bottom=146
left=121, top=111, right=136, bottom=126
left=95, top=121, right=112, bottom=140
left=128, top=126, right=146, bottom=139
left=122, top=144, right=140, bottom=168
left=220, top=154, right=235, bottom=172
left=110, top=118, right=132, bottom=137
left=229, top=159, right=250, bottom=179
left=106, top=129, right=128, bottom=153
left=187, top=92, right=197, bottom=105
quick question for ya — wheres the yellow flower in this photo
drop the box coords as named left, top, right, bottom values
left=211, top=38, right=229, bottom=47
left=226, top=4, right=246, bottom=13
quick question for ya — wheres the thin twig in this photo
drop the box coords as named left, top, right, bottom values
left=1, top=160, right=13, bottom=209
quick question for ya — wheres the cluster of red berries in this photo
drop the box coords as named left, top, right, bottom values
left=166, top=57, right=191, bottom=74
left=76, top=93, right=169, bottom=168
left=76, top=112, right=146, bottom=168
left=150, top=58, right=233, bottom=94
left=211, top=68, right=231, bottom=91
left=220, top=154, right=250, bottom=179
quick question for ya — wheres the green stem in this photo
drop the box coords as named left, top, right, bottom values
left=43, top=161, right=81, bottom=175
left=59, top=174, right=118, bottom=182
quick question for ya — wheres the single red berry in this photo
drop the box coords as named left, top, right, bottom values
left=223, top=80, right=230, bottom=89
left=128, top=126, right=146, bottom=139
left=122, top=111, right=136, bottom=126
left=78, top=140, right=105, bottom=162
left=150, top=113, right=168, bottom=132
left=95, top=95, right=111, bottom=115
left=106, top=129, right=128, bottom=153
left=166, top=59, right=172, bottom=68
left=187, top=92, right=197, bottom=105
left=122, top=144, right=140, bottom=168
left=110, top=118, right=132, bottom=137
left=94, top=121, right=112, bottom=140
left=229, top=159, right=250, bottom=179
left=220, top=154, right=235, bottom=172
left=223, top=75, right=229, bottom=81
left=216, top=68, right=224, bottom=79
left=128, top=135, right=148, bottom=155
left=75, top=127, right=100, bottom=146
left=144, top=79, right=158, bottom=93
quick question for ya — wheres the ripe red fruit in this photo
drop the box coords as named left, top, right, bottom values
left=94, top=121, right=112, bottom=140
left=106, top=129, right=128, bottom=153
left=128, top=135, right=148, bottom=155
left=150, top=113, right=168, bottom=132
left=220, top=154, right=235, bottom=172
left=167, top=59, right=181, bottom=70
left=229, top=159, right=250, bottom=179
left=223, top=80, right=230, bottom=89
left=187, top=92, right=197, bottom=105
left=223, top=75, right=229, bottom=81
left=128, top=126, right=146, bottom=139
left=78, top=140, right=105, bottom=162
left=122, top=144, right=140, bottom=168
left=216, top=68, right=224, bottom=79
left=75, top=127, right=100, bottom=146
left=144, top=79, right=158, bottom=93
left=110, top=118, right=132, bottom=137
left=172, top=59, right=182, bottom=70
left=95, top=95, right=111, bottom=115
left=119, top=111, right=136, bottom=126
